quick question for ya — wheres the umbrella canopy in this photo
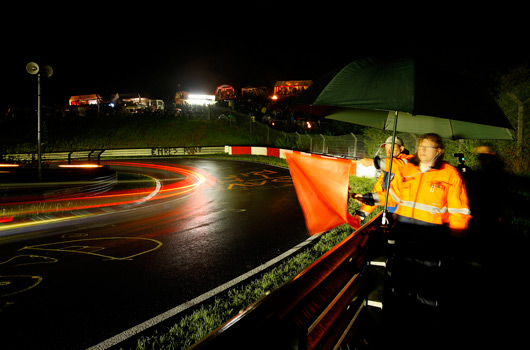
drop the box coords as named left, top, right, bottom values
left=294, top=58, right=514, bottom=140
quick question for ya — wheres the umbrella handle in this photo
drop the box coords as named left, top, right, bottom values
left=382, top=211, right=390, bottom=226
left=382, top=111, right=399, bottom=226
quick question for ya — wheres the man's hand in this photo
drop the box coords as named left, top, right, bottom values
left=360, top=158, right=374, bottom=167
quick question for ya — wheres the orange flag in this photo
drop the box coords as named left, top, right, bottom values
left=286, top=152, right=360, bottom=235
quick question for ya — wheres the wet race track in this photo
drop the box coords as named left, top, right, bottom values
left=0, top=159, right=309, bottom=349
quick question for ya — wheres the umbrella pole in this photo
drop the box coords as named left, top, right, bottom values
left=382, top=111, right=399, bottom=226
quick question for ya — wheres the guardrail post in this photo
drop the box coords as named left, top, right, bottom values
left=97, top=150, right=105, bottom=165
left=88, top=150, right=95, bottom=163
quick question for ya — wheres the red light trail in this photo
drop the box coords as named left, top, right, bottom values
left=0, top=161, right=216, bottom=219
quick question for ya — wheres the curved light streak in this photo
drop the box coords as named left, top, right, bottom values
left=0, top=161, right=214, bottom=218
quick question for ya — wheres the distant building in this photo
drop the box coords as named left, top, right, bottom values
left=175, top=91, right=189, bottom=105
left=272, top=80, right=313, bottom=99
left=69, top=94, right=102, bottom=106
left=111, top=93, right=164, bottom=113
left=175, top=91, right=215, bottom=105
left=241, top=86, right=268, bottom=98
left=215, top=85, right=236, bottom=101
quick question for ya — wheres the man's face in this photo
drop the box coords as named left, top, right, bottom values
left=417, top=139, right=441, bottom=163
left=384, top=143, right=403, bottom=157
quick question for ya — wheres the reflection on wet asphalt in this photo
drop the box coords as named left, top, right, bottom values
left=0, top=159, right=308, bottom=349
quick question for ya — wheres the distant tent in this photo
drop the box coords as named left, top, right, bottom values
left=113, top=93, right=154, bottom=108
left=273, top=80, right=313, bottom=97
left=241, top=86, right=268, bottom=98
left=215, top=85, right=236, bottom=100
left=175, top=91, right=189, bottom=104
left=69, top=94, right=102, bottom=106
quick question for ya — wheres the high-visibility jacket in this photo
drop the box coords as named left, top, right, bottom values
left=390, top=161, right=471, bottom=231
left=360, top=153, right=415, bottom=215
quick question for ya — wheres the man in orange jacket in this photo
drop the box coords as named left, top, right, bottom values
left=356, top=133, right=471, bottom=231
left=354, top=136, right=415, bottom=221
left=390, top=133, right=471, bottom=233
left=364, top=133, right=472, bottom=347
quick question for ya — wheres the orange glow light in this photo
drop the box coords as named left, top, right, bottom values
left=58, top=164, right=103, bottom=168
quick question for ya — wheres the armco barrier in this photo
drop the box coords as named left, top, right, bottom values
left=5, top=146, right=376, bottom=177
left=191, top=211, right=384, bottom=350
left=4, top=146, right=226, bottom=163
left=225, top=146, right=377, bottom=178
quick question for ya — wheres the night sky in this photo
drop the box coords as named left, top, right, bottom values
left=3, top=2, right=529, bottom=112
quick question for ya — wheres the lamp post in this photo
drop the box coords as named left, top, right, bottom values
left=26, top=62, right=53, bottom=180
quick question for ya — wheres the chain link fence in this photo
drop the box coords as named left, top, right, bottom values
left=214, top=107, right=417, bottom=160
left=217, top=97, right=528, bottom=174
left=213, top=107, right=374, bottom=158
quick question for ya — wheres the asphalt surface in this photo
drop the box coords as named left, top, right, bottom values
left=0, top=159, right=309, bottom=349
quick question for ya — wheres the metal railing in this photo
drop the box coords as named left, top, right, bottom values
left=191, top=211, right=384, bottom=350
left=3, top=146, right=227, bottom=164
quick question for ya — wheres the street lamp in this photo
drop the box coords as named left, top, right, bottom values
left=26, top=62, right=53, bottom=180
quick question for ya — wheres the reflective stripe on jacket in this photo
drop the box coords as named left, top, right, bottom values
left=390, top=161, right=471, bottom=230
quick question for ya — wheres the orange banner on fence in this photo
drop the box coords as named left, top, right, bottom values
left=286, top=152, right=360, bottom=235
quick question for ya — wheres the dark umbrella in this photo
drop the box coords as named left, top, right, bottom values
left=294, top=57, right=514, bottom=140
left=292, top=57, right=515, bottom=223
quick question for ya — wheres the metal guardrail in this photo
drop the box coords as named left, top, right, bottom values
left=191, top=211, right=384, bottom=350
left=4, top=146, right=227, bottom=164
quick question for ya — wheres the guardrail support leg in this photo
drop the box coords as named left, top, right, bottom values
left=88, top=150, right=95, bottom=164
left=97, top=150, right=105, bottom=165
